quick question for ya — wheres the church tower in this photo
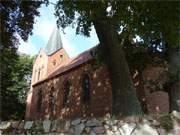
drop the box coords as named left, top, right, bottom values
left=26, top=27, right=69, bottom=118
left=31, top=27, right=69, bottom=85
left=44, top=27, right=69, bottom=74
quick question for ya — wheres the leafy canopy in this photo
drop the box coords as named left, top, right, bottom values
left=0, top=0, right=47, bottom=120
left=55, top=1, right=179, bottom=47
left=1, top=54, right=34, bottom=120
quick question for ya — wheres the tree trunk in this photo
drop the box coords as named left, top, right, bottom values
left=168, top=47, right=180, bottom=112
left=169, top=83, right=180, bottom=112
left=131, top=69, right=148, bottom=113
left=93, top=20, right=142, bottom=116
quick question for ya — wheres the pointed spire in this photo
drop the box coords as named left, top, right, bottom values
left=44, top=26, right=63, bottom=56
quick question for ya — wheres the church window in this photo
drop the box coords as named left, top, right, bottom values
left=53, top=60, right=56, bottom=66
left=38, top=70, right=40, bottom=80
left=49, top=87, right=56, bottom=112
left=60, top=55, right=63, bottom=60
left=37, top=90, right=42, bottom=112
left=63, top=80, right=72, bottom=107
left=82, top=74, right=91, bottom=104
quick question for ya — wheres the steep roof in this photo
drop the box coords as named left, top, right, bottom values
left=32, top=47, right=95, bottom=86
left=44, top=27, right=63, bottom=56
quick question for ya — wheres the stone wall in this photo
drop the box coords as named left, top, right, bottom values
left=1, top=112, right=180, bottom=135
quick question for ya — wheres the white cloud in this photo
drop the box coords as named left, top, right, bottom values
left=33, top=20, right=54, bottom=43
left=18, top=39, right=37, bottom=56
left=61, top=34, right=78, bottom=58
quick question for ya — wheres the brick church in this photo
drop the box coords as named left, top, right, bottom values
left=25, top=27, right=169, bottom=120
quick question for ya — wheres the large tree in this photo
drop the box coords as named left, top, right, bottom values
left=166, top=47, right=180, bottom=112
left=0, top=0, right=47, bottom=120
left=55, top=1, right=179, bottom=116
left=1, top=54, right=34, bottom=120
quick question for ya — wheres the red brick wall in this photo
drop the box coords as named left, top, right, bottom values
left=27, top=64, right=170, bottom=120
left=28, top=63, right=112, bottom=120
left=143, top=67, right=169, bottom=113
left=146, top=91, right=169, bottom=113
left=47, top=48, right=69, bottom=74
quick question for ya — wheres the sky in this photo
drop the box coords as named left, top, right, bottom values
left=18, top=0, right=99, bottom=58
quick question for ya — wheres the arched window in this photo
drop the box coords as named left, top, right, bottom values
left=63, top=80, right=72, bottom=107
left=49, top=87, right=56, bottom=112
left=53, top=60, right=56, bottom=66
left=38, top=70, right=40, bottom=80
left=60, top=55, right=63, bottom=60
left=37, top=90, right=42, bottom=112
left=82, top=74, right=91, bottom=104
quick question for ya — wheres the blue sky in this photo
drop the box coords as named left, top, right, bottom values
left=18, top=0, right=99, bottom=58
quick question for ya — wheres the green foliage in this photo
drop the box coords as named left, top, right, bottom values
left=55, top=1, right=180, bottom=47
left=0, top=0, right=46, bottom=120
left=9, top=54, right=34, bottom=104
left=1, top=54, right=34, bottom=120
left=27, top=121, right=43, bottom=135
left=168, top=66, right=180, bottom=85
left=159, top=114, right=173, bottom=132
left=90, top=46, right=104, bottom=70
left=163, top=65, right=180, bottom=92
left=0, top=0, right=44, bottom=49
left=27, top=127, right=39, bottom=135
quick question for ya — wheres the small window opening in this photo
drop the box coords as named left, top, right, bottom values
left=82, top=74, right=91, bottom=104
left=63, top=80, right=72, bottom=107
left=49, top=87, right=56, bottom=112
left=37, top=90, right=42, bottom=112
left=38, top=70, right=40, bottom=80
left=53, top=60, right=56, bottom=66
left=60, top=55, right=63, bottom=61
